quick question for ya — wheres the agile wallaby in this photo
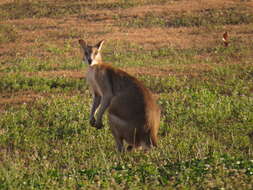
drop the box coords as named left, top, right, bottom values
left=79, top=39, right=160, bottom=152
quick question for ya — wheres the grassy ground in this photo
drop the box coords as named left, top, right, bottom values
left=0, top=0, right=253, bottom=189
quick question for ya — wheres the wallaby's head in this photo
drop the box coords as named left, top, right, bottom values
left=79, top=39, right=104, bottom=65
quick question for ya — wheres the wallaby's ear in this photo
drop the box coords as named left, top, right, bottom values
left=96, top=40, right=105, bottom=51
left=79, top=39, right=86, bottom=48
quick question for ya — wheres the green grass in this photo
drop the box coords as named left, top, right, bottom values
left=0, top=83, right=252, bottom=189
left=103, top=40, right=199, bottom=67
left=0, top=53, right=252, bottom=189
left=1, top=39, right=252, bottom=73
left=0, top=41, right=83, bottom=72
left=103, top=39, right=253, bottom=69
left=0, top=74, right=86, bottom=93
left=0, top=60, right=252, bottom=189
left=0, top=56, right=84, bottom=72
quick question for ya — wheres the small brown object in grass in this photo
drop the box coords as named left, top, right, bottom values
left=223, top=31, right=229, bottom=47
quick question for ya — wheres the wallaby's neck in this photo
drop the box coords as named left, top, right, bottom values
left=90, top=60, right=102, bottom=66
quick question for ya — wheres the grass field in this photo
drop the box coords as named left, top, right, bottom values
left=0, top=0, right=253, bottom=189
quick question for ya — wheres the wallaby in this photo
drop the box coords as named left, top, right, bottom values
left=79, top=39, right=160, bottom=152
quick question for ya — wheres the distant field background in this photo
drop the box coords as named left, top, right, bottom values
left=0, top=0, right=253, bottom=189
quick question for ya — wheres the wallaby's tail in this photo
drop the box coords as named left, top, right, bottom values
left=149, top=108, right=160, bottom=147
left=149, top=115, right=160, bottom=147
left=146, top=98, right=161, bottom=148
left=150, top=129, right=158, bottom=147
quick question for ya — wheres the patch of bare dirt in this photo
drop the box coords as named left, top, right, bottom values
left=0, top=0, right=11, bottom=5
left=245, top=1, right=253, bottom=8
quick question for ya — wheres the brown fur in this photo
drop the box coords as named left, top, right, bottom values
left=79, top=39, right=160, bottom=152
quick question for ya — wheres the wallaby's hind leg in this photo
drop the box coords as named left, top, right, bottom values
left=139, top=130, right=157, bottom=151
left=114, top=135, right=124, bottom=152
left=108, top=115, right=125, bottom=152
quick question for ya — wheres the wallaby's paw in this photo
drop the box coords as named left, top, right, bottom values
left=95, top=121, right=104, bottom=129
left=89, top=117, right=96, bottom=128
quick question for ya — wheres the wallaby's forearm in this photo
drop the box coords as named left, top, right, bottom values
left=95, top=95, right=113, bottom=126
left=90, top=94, right=101, bottom=119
